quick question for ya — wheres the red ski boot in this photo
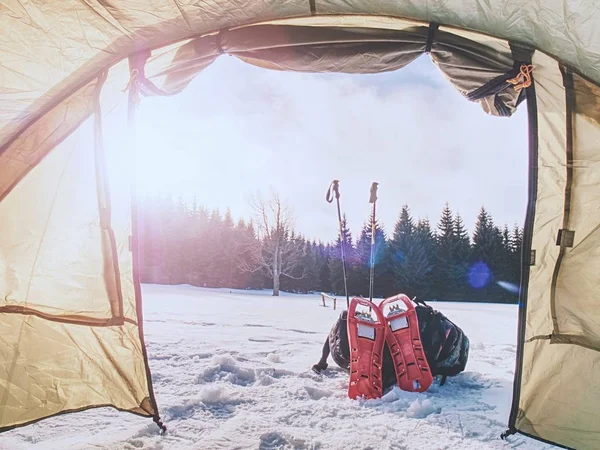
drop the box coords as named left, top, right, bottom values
left=379, top=294, right=433, bottom=393
left=347, top=297, right=386, bottom=400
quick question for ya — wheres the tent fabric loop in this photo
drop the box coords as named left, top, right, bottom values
left=462, top=61, right=533, bottom=116
left=500, top=427, right=517, bottom=440
left=123, top=69, right=142, bottom=106
left=215, top=30, right=225, bottom=55
left=425, top=23, right=438, bottom=53
left=125, top=50, right=181, bottom=100
left=153, top=415, right=167, bottom=435
left=465, top=62, right=524, bottom=101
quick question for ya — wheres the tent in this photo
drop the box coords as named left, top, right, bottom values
left=1, top=1, right=598, bottom=448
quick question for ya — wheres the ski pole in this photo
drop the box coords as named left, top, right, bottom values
left=326, top=180, right=350, bottom=308
left=369, top=182, right=379, bottom=303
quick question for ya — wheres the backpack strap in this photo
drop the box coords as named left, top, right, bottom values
left=413, top=297, right=429, bottom=307
left=312, top=336, right=330, bottom=373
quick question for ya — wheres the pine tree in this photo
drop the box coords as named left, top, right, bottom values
left=451, top=213, right=471, bottom=299
left=509, top=223, right=524, bottom=288
left=159, top=195, right=183, bottom=284
left=354, top=213, right=386, bottom=297
left=470, top=207, right=505, bottom=301
left=137, top=195, right=525, bottom=304
left=178, top=199, right=199, bottom=285
left=317, top=256, right=332, bottom=293
left=168, top=196, right=190, bottom=284
left=217, top=208, right=237, bottom=288
left=454, top=214, right=470, bottom=259
left=203, top=209, right=222, bottom=286
left=411, top=218, right=436, bottom=299
left=243, top=220, right=266, bottom=289
left=390, top=205, right=414, bottom=264
left=139, top=195, right=165, bottom=283
left=299, top=240, right=319, bottom=293
left=190, top=205, right=210, bottom=286
left=434, top=203, right=456, bottom=299
left=388, top=206, right=435, bottom=299
left=497, top=224, right=513, bottom=288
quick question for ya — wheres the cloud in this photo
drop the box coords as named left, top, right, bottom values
left=133, top=55, right=528, bottom=241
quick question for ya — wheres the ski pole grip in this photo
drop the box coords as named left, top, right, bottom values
left=369, top=182, right=379, bottom=204
left=326, top=179, right=340, bottom=203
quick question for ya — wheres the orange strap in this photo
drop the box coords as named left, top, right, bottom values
left=507, top=64, right=534, bottom=92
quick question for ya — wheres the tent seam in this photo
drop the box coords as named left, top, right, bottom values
left=0, top=307, right=135, bottom=327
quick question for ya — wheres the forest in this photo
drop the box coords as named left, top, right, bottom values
left=139, top=195, right=523, bottom=303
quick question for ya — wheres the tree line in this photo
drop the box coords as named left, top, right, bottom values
left=139, top=195, right=523, bottom=303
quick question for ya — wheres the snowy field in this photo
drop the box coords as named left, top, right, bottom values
left=2, top=285, right=557, bottom=450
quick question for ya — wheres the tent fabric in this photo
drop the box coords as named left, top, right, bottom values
left=221, top=24, right=522, bottom=115
left=512, top=50, right=600, bottom=450
left=553, top=71, right=600, bottom=348
left=1, top=2, right=600, bottom=449
left=0, top=314, right=155, bottom=428
left=517, top=339, right=600, bottom=449
left=0, top=114, right=156, bottom=429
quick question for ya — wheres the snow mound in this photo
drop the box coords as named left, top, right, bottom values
left=197, top=384, right=232, bottom=404
left=197, top=354, right=257, bottom=386
left=168, top=384, right=235, bottom=419
left=266, top=352, right=282, bottom=363
left=406, top=398, right=438, bottom=418
left=304, top=385, right=333, bottom=400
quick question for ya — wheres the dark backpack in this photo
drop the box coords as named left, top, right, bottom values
left=414, top=301, right=470, bottom=380
left=313, top=301, right=470, bottom=390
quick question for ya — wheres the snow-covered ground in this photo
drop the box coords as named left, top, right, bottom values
left=2, top=285, right=557, bottom=450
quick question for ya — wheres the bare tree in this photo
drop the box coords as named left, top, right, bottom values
left=241, top=191, right=305, bottom=296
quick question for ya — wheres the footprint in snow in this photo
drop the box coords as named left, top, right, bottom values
left=258, top=431, right=309, bottom=450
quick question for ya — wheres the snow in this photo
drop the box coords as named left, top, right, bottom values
left=1, top=285, right=558, bottom=450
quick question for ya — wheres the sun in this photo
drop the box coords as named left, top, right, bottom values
left=101, top=100, right=210, bottom=201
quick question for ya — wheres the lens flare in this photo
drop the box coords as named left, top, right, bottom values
left=497, top=280, right=520, bottom=294
left=468, top=261, right=491, bottom=289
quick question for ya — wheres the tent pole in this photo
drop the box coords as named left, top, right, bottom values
left=368, top=182, right=379, bottom=303
left=326, top=180, right=350, bottom=308
left=126, top=61, right=167, bottom=435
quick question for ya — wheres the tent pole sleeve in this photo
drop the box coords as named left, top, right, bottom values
left=549, top=66, right=575, bottom=334
left=126, top=59, right=167, bottom=435
left=507, top=51, right=538, bottom=433
left=93, top=70, right=125, bottom=322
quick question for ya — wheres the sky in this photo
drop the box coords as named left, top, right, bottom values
left=129, top=55, right=529, bottom=242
